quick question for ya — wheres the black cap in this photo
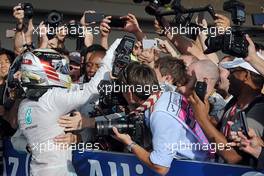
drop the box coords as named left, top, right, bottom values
left=69, top=52, right=81, bottom=65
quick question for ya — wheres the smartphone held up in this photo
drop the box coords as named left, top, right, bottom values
left=84, top=12, right=126, bottom=29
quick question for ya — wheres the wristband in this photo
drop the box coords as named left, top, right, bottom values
left=127, top=142, right=137, bottom=152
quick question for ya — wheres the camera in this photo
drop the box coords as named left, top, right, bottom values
left=112, top=35, right=135, bottom=78
left=96, top=113, right=145, bottom=144
left=97, top=80, right=128, bottom=112
left=133, top=0, right=217, bottom=41
left=204, top=0, right=249, bottom=58
left=109, top=18, right=126, bottom=28
left=223, top=0, right=246, bottom=26
left=45, top=10, right=63, bottom=28
left=133, top=0, right=172, bottom=16
left=89, top=80, right=132, bottom=151
left=66, top=21, right=83, bottom=39
left=20, top=3, right=34, bottom=19
left=204, top=29, right=249, bottom=58
left=252, top=13, right=264, bottom=26
left=44, top=10, right=63, bottom=40
left=94, top=79, right=146, bottom=150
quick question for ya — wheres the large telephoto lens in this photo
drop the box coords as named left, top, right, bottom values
left=96, top=117, right=135, bottom=136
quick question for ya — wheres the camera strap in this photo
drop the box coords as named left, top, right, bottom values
left=130, top=91, right=162, bottom=115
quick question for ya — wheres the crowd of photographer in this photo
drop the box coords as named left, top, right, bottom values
left=0, top=0, right=264, bottom=175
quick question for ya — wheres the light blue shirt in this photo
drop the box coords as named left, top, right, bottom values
left=159, top=82, right=176, bottom=92
left=144, top=92, right=208, bottom=168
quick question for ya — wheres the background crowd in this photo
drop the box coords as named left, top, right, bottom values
left=0, top=1, right=264, bottom=175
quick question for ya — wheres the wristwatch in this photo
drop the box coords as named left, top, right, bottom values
left=127, top=142, right=137, bottom=152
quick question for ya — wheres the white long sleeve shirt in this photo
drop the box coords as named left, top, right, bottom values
left=16, top=39, right=121, bottom=176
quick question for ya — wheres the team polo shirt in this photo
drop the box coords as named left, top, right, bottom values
left=144, top=91, right=209, bottom=168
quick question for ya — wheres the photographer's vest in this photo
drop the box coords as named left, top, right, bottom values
left=131, top=91, right=213, bottom=157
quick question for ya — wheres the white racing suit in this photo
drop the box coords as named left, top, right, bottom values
left=15, top=39, right=120, bottom=176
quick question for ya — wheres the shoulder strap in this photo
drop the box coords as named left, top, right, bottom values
left=217, top=97, right=237, bottom=130
left=224, top=97, right=237, bottom=112
left=244, top=95, right=264, bottom=114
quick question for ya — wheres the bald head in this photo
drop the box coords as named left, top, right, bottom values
left=192, top=60, right=219, bottom=82
left=185, top=60, right=219, bottom=95
left=179, top=55, right=198, bottom=67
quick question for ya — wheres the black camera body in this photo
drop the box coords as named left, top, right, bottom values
left=97, top=80, right=128, bottom=112
left=205, top=29, right=249, bottom=58
left=134, top=0, right=217, bottom=41
left=112, top=35, right=135, bottom=78
left=20, top=3, right=34, bottom=19
left=133, top=0, right=172, bottom=16
left=204, top=0, right=249, bottom=58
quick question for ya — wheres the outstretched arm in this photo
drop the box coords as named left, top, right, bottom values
left=99, top=16, right=112, bottom=49
left=154, top=20, right=207, bottom=59
left=112, top=127, right=169, bottom=176
left=51, top=39, right=121, bottom=114
left=244, top=35, right=264, bottom=77
left=121, top=13, right=146, bottom=41
left=13, top=4, right=34, bottom=54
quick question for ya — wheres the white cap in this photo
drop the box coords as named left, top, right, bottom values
left=221, top=52, right=264, bottom=75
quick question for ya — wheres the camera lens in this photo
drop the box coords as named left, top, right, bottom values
left=49, top=13, right=60, bottom=24
left=204, top=35, right=224, bottom=54
left=51, top=15, right=59, bottom=22
left=145, top=2, right=160, bottom=16
left=46, top=10, right=63, bottom=27
left=133, top=0, right=144, bottom=3
left=96, top=117, right=134, bottom=136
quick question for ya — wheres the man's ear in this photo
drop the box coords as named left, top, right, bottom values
left=127, top=89, right=137, bottom=104
left=165, top=75, right=173, bottom=84
left=203, top=77, right=209, bottom=84
left=244, top=71, right=257, bottom=89
left=244, top=71, right=251, bottom=82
